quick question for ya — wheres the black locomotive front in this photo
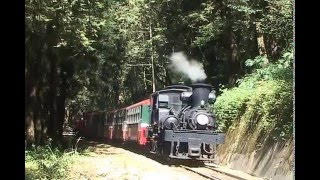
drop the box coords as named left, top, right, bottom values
left=149, top=83, right=225, bottom=161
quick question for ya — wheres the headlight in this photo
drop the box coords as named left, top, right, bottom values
left=196, top=114, right=209, bottom=125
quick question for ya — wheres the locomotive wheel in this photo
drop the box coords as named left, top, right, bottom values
left=162, top=142, right=173, bottom=164
left=150, top=140, right=157, bottom=153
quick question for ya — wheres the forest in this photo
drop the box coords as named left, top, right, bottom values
left=25, top=0, right=293, bottom=147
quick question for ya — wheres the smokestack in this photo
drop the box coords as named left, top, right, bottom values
left=190, top=83, right=212, bottom=107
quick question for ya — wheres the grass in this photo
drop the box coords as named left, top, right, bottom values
left=25, top=143, right=86, bottom=180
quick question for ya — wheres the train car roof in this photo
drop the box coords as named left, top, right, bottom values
left=126, top=99, right=150, bottom=110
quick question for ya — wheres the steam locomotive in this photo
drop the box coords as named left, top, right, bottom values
left=78, top=83, right=225, bottom=161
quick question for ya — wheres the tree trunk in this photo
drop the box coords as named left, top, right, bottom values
left=47, top=46, right=59, bottom=145
left=149, top=21, right=156, bottom=92
left=57, top=72, right=67, bottom=145
left=255, top=22, right=268, bottom=61
left=143, top=68, right=148, bottom=95
left=25, top=76, right=36, bottom=146
left=223, top=6, right=240, bottom=87
left=33, top=97, right=42, bottom=145
left=25, top=62, right=41, bottom=146
left=26, top=85, right=45, bottom=146
left=228, top=30, right=240, bottom=86
left=49, top=64, right=58, bottom=140
left=41, top=111, right=48, bottom=145
left=25, top=32, right=49, bottom=146
left=25, top=110, right=35, bottom=146
left=46, top=19, right=61, bottom=146
left=33, top=67, right=46, bottom=145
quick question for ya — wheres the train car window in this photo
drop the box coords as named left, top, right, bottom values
left=140, top=106, right=142, bottom=119
left=136, top=108, right=138, bottom=122
left=135, top=113, right=137, bottom=123
left=136, top=112, right=138, bottom=123
left=123, top=112, right=125, bottom=124
left=159, top=94, right=169, bottom=102
left=131, top=110, right=133, bottom=123
left=127, top=112, right=129, bottom=123
left=128, top=113, right=130, bottom=123
left=159, top=102, right=168, bottom=108
left=130, top=110, right=132, bottom=123
left=131, top=113, right=133, bottom=123
left=158, top=94, right=169, bottom=108
left=121, top=111, right=123, bottom=125
left=133, top=112, right=135, bottom=123
left=117, top=112, right=119, bottom=125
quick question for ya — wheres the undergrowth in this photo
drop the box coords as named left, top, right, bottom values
left=214, top=49, right=293, bottom=142
left=25, top=143, right=86, bottom=180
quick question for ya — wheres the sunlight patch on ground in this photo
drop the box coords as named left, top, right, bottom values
left=67, top=142, right=206, bottom=180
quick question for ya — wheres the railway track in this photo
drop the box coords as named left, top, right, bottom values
left=181, top=165, right=223, bottom=180
left=181, top=163, right=264, bottom=180
left=181, top=165, right=240, bottom=180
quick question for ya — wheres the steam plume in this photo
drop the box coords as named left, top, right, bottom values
left=168, top=52, right=207, bottom=82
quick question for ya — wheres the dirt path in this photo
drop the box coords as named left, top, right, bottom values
left=67, top=141, right=208, bottom=180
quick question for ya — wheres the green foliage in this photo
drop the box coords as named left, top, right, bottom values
left=214, top=86, right=252, bottom=131
left=188, top=2, right=224, bottom=46
left=214, top=50, right=293, bottom=141
left=245, top=56, right=268, bottom=69
left=260, top=0, right=293, bottom=46
left=244, top=49, right=293, bottom=81
left=244, top=79, right=292, bottom=140
left=25, top=144, right=81, bottom=180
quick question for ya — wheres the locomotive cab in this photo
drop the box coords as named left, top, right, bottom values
left=149, top=86, right=190, bottom=132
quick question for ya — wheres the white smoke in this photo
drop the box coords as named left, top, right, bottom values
left=168, top=52, right=207, bottom=82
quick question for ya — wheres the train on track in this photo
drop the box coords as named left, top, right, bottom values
left=76, top=83, right=225, bottom=161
